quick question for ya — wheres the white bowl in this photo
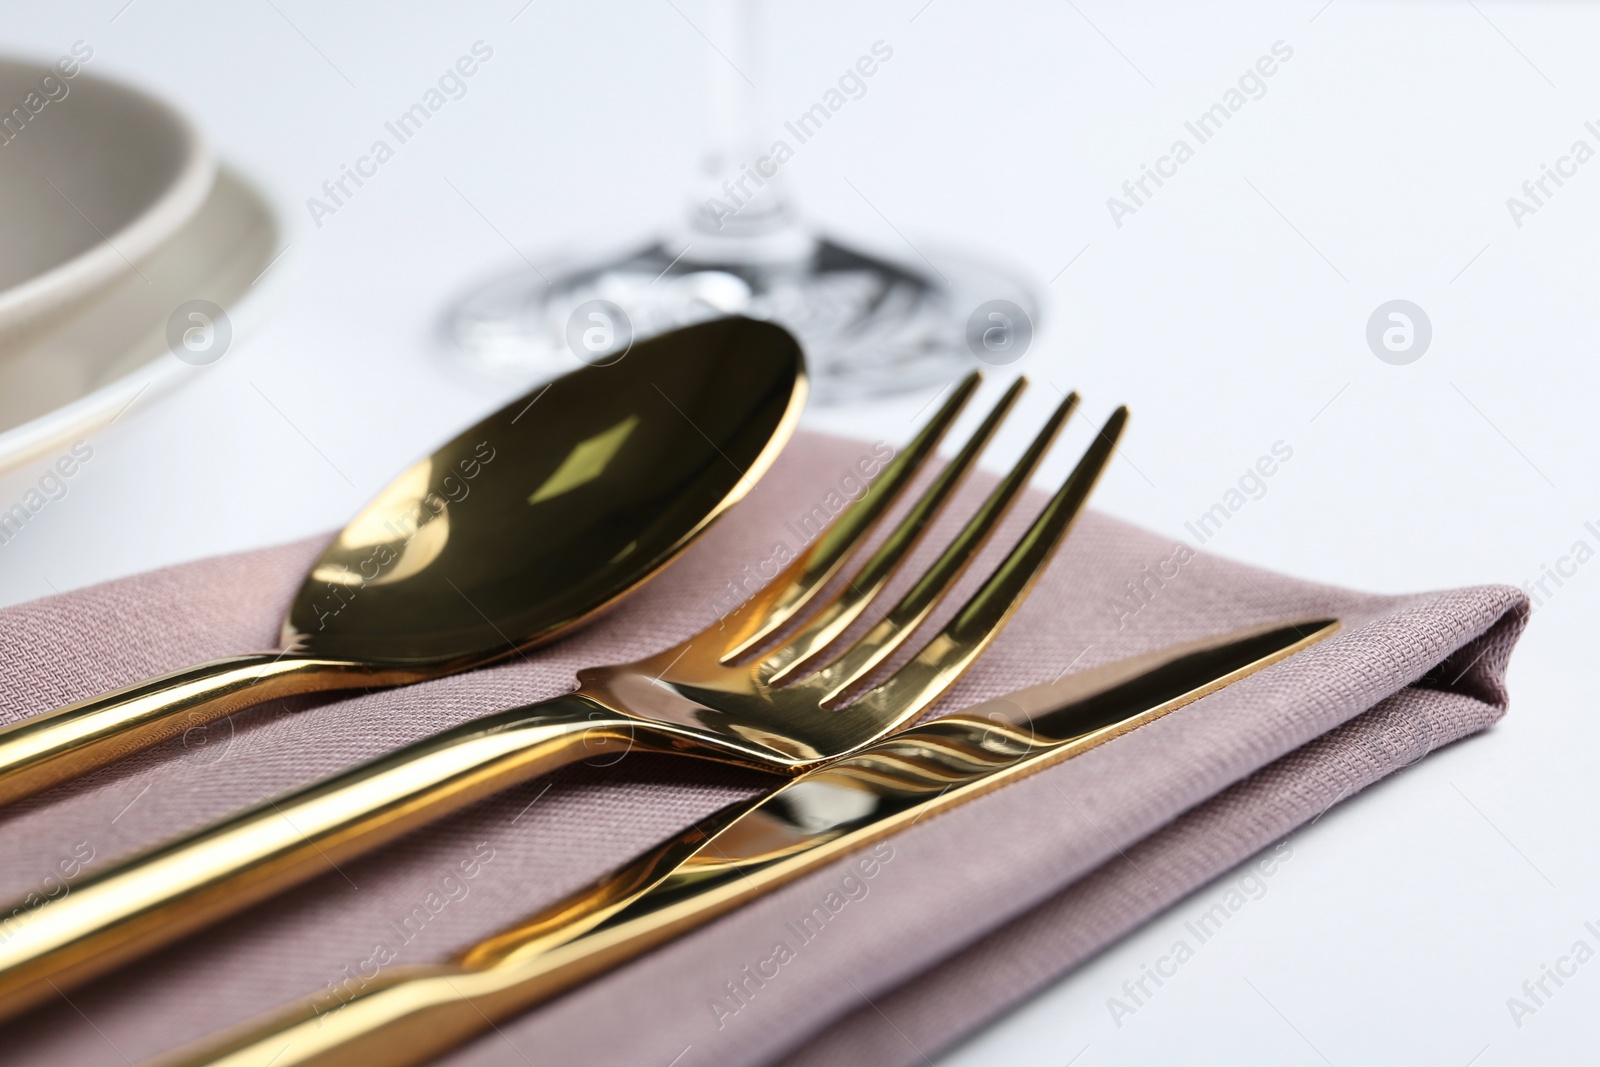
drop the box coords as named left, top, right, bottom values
left=0, top=55, right=214, bottom=349
left=0, top=165, right=286, bottom=475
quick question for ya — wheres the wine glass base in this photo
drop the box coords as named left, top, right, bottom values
left=439, top=236, right=1037, bottom=404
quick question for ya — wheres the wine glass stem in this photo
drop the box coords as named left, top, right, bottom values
left=681, top=0, right=808, bottom=258
left=704, top=0, right=760, bottom=177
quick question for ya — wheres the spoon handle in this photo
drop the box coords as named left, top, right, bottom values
left=0, top=693, right=682, bottom=1021
left=0, top=655, right=409, bottom=808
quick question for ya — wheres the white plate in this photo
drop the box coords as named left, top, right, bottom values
left=0, top=54, right=214, bottom=349
left=0, top=164, right=286, bottom=474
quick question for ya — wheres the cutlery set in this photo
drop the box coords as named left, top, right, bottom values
left=0, top=319, right=1338, bottom=1065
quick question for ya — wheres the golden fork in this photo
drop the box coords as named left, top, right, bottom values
left=0, top=376, right=1128, bottom=1018
left=149, top=617, right=1340, bottom=1067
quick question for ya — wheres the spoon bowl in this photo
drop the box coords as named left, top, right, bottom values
left=288, top=317, right=803, bottom=665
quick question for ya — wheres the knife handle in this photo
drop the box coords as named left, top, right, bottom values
left=147, top=804, right=768, bottom=1067
left=149, top=964, right=514, bottom=1067
left=0, top=693, right=652, bottom=1021
left=0, top=655, right=400, bottom=808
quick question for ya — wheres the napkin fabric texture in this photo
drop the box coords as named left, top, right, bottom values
left=0, top=430, right=1526, bottom=1067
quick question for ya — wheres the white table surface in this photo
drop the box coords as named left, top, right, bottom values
left=2, top=2, right=1596, bottom=1064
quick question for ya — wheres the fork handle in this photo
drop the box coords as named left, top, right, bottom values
left=0, top=654, right=405, bottom=807
left=0, top=693, right=671, bottom=1021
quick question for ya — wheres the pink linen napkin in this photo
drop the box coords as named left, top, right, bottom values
left=0, top=430, right=1526, bottom=1066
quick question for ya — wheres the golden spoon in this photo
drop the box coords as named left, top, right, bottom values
left=0, top=316, right=806, bottom=806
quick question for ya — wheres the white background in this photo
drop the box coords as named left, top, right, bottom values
left=1, top=2, right=1597, bottom=1063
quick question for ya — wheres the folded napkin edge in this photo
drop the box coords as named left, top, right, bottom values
left=773, top=682, right=1501, bottom=1067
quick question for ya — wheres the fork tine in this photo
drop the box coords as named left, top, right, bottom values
left=793, top=388, right=1081, bottom=700
left=715, top=372, right=982, bottom=660
left=758, top=377, right=1030, bottom=683
left=842, top=405, right=1129, bottom=724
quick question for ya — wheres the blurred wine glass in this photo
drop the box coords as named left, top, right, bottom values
left=441, top=0, right=1036, bottom=402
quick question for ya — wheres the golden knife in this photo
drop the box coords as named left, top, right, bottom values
left=149, top=617, right=1338, bottom=1067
